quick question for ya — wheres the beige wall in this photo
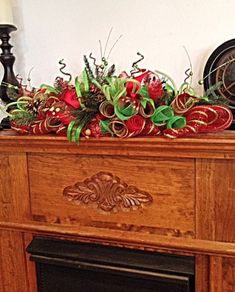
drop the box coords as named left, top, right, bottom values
left=1, top=0, right=235, bottom=118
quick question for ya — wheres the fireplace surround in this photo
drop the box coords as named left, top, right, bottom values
left=0, top=131, right=235, bottom=291
left=27, top=237, right=195, bottom=292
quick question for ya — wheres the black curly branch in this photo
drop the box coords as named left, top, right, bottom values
left=130, top=52, right=144, bottom=76
left=59, top=59, right=72, bottom=82
left=89, top=53, right=99, bottom=69
left=184, top=68, right=193, bottom=83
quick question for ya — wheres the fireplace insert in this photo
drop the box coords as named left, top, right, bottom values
left=27, top=237, right=195, bottom=292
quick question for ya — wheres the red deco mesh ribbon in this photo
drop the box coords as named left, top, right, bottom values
left=109, top=115, right=160, bottom=138
left=125, top=115, right=160, bottom=137
left=31, top=118, right=62, bottom=135
left=170, top=93, right=197, bottom=115
left=10, top=122, right=32, bottom=135
left=140, top=119, right=161, bottom=136
left=125, top=115, right=146, bottom=137
left=163, top=105, right=233, bottom=138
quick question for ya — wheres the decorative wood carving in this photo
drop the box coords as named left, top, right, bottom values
left=63, top=172, right=153, bottom=212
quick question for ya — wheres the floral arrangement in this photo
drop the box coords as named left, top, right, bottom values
left=1, top=52, right=233, bottom=142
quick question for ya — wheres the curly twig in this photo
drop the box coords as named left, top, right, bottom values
left=184, top=68, right=193, bottom=84
left=89, top=53, right=98, bottom=68
left=58, top=59, right=72, bottom=82
left=130, top=52, right=144, bottom=76
left=183, top=46, right=193, bottom=85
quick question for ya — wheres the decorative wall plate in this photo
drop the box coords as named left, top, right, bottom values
left=203, top=39, right=235, bottom=129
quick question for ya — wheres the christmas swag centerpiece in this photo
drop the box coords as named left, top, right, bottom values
left=2, top=51, right=233, bottom=142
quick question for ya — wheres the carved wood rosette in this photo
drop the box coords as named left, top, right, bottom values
left=63, top=172, right=153, bottom=212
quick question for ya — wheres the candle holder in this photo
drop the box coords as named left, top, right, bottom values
left=0, top=24, right=19, bottom=129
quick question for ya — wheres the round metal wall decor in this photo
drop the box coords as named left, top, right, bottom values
left=203, top=39, right=235, bottom=129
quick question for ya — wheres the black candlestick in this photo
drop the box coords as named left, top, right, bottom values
left=0, top=24, right=19, bottom=129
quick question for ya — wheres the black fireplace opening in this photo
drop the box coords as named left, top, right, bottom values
left=27, top=237, right=195, bottom=292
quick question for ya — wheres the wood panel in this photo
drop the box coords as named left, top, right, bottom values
left=222, top=258, right=235, bottom=292
left=23, top=233, right=37, bottom=292
left=210, top=256, right=235, bottom=292
left=0, top=153, right=31, bottom=221
left=0, top=230, right=28, bottom=292
left=210, top=256, right=223, bottom=292
left=28, top=153, right=195, bottom=238
left=195, top=255, right=209, bottom=292
left=196, top=159, right=235, bottom=242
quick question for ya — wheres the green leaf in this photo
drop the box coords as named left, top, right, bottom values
left=82, top=70, right=89, bottom=92
left=100, top=119, right=114, bottom=135
left=140, top=96, right=155, bottom=110
left=148, top=98, right=155, bottom=108
left=75, top=77, right=86, bottom=109
left=140, top=99, right=147, bottom=108
left=40, top=84, right=59, bottom=95
left=102, top=84, right=111, bottom=101
left=199, top=95, right=209, bottom=102
left=105, top=77, right=116, bottom=93
left=75, top=77, right=82, bottom=97
left=138, top=85, right=149, bottom=99
left=92, top=79, right=102, bottom=90
left=164, top=83, right=175, bottom=96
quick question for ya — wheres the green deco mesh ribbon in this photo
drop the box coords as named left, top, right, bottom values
left=151, top=105, right=186, bottom=128
left=167, top=115, right=186, bottom=129
left=151, top=105, right=174, bottom=125
left=114, top=103, right=137, bottom=121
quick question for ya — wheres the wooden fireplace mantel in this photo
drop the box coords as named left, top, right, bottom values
left=0, top=130, right=235, bottom=291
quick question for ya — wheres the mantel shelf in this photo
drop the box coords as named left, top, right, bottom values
left=1, top=130, right=235, bottom=159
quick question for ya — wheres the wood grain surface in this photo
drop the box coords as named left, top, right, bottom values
left=1, top=130, right=235, bottom=159
left=196, top=159, right=235, bottom=242
left=0, top=230, right=28, bottom=292
left=28, top=154, right=195, bottom=238
left=196, top=255, right=210, bottom=292
left=0, top=130, right=235, bottom=291
left=222, top=258, right=235, bottom=292
left=0, top=153, right=31, bottom=221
